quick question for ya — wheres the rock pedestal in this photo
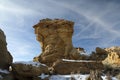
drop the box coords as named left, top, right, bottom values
left=0, top=29, right=13, bottom=70
left=33, top=19, right=80, bottom=65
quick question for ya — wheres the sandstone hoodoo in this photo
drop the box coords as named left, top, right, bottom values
left=0, top=29, right=13, bottom=70
left=33, top=19, right=83, bottom=65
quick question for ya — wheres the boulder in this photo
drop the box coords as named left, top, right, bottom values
left=51, top=59, right=104, bottom=75
left=102, top=46, right=120, bottom=69
left=102, top=52, right=120, bottom=69
left=33, top=19, right=82, bottom=65
left=11, top=61, right=49, bottom=80
left=0, top=29, right=13, bottom=70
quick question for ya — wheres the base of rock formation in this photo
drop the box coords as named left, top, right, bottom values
left=51, top=59, right=104, bottom=75
left=33, top=19, right=85, bottom=65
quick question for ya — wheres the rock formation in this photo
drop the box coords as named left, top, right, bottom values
left=0, top=29, right=13, bottom=70
left=102, top=46, right=120, bottom=69
left=104, top=46, right=120, bottom=53
left=11, top=61, right=49, bottom=80
left=51, top=59, right=104, bottom=74
left=33, top=19, right=81, bottom=65
left=89, top=47, right=107, bottom=61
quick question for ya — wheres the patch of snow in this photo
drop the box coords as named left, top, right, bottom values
left=39, top=73, right=49, bottom=79
left=49, top=74, right=89, bottom=80
left=0, top=75, right=3, bottom=79
left=112, top=77, right=119, bottom=80
left=102, top=76, right=118, bottom=80
left=0, top=69, right=9, bottom=74
left=45, top=74, right=118, bottom=80
left=14, top=61, right=46, bottom=67
left=80, top=52, right=87, bottom=55
left=80, top=52, right=90, bottom=56
left=62, top=59, right=95, bottom=62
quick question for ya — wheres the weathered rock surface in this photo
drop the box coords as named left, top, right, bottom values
left=104, top=46, right=120, bottom=53
left=102, top=46, right=120, bottom=69
left=89, top=47, right=108, bottom=61
left=33, top=19, right=82, bottom=65
left=11, top=61, right=49, bottom=80
left=12, top=61, right=49, bottom=76
left=0, top=29, right=13, bottom=70
left=51, top=59, right=104, bottom=75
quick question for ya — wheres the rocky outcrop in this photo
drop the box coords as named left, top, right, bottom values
left=96, top=47, right=107, bottom=54
left=102, top=46, right=120, bottom=69
left=0, top=29, right=13, bottom=70
left=11, top=61, right=49, bottom=80
left=104, top=46, right=120, bottom=53
left=51, top=59, right=104, bottom=75
left=89, top=47, right=107, bottom=61
left=33, top=19, right=82, bottom=65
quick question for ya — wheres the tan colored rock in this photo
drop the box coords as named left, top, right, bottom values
left=105, top=46, right=120, bottom=53
left=11, top=61, right=49, bottom=78
left=102, top=46, right=120, bottom=69
left=33, top=19, right=81, bottom=64
left=0, top=29, right=13, bottom=70
left=102, top=52, right=120, bottom=69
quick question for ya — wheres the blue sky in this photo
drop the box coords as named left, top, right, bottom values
left=0, top=0, right=120, bottom=61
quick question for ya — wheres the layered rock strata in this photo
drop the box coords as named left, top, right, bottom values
left=33, top=19, right=81, bottom=64
left=51, top=59, right=104, bottom=74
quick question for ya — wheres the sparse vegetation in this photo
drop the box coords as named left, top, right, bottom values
left=116, top=73, right=120, bottom=80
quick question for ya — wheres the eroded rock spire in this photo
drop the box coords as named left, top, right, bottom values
left=33, top=19, right=81, bottom=65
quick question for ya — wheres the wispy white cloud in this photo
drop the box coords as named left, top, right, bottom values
left=49, top=0, right=120, bottom=53
left=0, top=0, right=120, bottom=61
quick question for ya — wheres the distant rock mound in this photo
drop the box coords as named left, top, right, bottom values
left=102, top=46, right=120, bottom=69
left=89, top=47, right=108, bottom=61
left=33, top=19, right=83, bottom=65
left=0, top=29, right=13, bottom=70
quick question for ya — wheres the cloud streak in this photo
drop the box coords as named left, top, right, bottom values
left=0, top=0, right=120, bottom=61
